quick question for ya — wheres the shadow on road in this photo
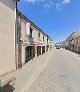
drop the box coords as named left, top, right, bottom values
left=2, top=83, right=15, bottom=92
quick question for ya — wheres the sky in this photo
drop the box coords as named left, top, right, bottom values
left=18, top=0, right=80, bottom=43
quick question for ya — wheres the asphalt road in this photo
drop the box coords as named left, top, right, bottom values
left=27, top=48, right=80, bottom=92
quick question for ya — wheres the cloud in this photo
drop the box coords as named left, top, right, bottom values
left=44, top=0, right=54, bottom=11
left=44, top=4, right=50, bottom=9
left=56, top=3, right=62, bottom=10
left=27, top=0, right=38, bottom=4
left=63, top=0, right=70, bottom=4
left=53, top=32, right=56, bottom=34
left=56, top=0, right=70, bottom=10
left=26, top=0, right=45, bottom=4
left=23, top=0, right=71, bottom=11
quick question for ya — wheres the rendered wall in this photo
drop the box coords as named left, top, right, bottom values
left=0, top=0, right=16, bottom=76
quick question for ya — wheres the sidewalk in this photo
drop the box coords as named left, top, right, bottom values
left=63, top=48, right=80, bottom=59
left=13, top=50, right=53, bottom=92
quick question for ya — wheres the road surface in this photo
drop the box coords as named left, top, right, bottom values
left=27, top=49, right=80, bottom=92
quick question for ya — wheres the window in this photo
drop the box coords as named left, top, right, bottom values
left=79, top=38, right=80, bottom=44
left=76, top=39, right=78, bottom=44
left=30, top=28, right=32, bottom=36
left=38, top=33, right=40, bottom=38
left=43, top=36, right=44, bottom=41
left=47, top=38, right=48, bottom=44
left=38, top=32, right=40, bottom=40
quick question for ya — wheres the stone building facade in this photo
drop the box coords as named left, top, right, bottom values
left=62, top=31, right=80, bottom=53
left=0, top=0, right=53, bottom=76
left=17, top=11, right=54, bottom=67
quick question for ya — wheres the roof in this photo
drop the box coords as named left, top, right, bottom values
left=17, top=10, right=53, bottom=40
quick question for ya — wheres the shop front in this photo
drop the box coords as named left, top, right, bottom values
left=37, top=46, right=41, bottom=56
left=25, top=46, right=35, bottom=63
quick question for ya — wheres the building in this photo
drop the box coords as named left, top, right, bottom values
left=0, top=0, right=20, bottom=76
left=67, top=32, right=75, bottom=50
left=17, top=11, right=54, bottom=67
left=62, top=31, right=80, bottom=52
left=77, top=36, right=80, bottom=52
left=0, top=0, right=53, bottom=76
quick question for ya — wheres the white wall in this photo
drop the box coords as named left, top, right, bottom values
left=21, top=18, right=26, bottom=41
left=0, top=0, right=16, bottom=76
left=32, top=27, right=39, bottom=43
left=31, top=25, right=47, bottom=45
left=20, top=18, right=27, bottom=65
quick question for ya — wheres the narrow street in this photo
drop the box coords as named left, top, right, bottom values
left=26, top=49, right=80, bottom=92
left=1, top=1, right=80, bottom=92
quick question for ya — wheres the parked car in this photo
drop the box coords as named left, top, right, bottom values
left=56, top=46, right=61, bottom=49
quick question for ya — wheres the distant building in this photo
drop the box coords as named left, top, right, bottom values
left=61, top=31, right=80, bottom=52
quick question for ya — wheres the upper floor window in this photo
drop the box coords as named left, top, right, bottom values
left=30, top=27, right=33, bottom=37
left=79, top=37, right=80, bottom=44
left=47, top=38, right=48, bottom=44
left=38, top=33, right=40, bottom=38
left=76, top=39, right=78, bottom=44
left=43, top=36, right=44, bottom=41
left=38, top=32, right=40, bottom=40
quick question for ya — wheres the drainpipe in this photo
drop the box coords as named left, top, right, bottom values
left=15, top=1, right=18, bottom=69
